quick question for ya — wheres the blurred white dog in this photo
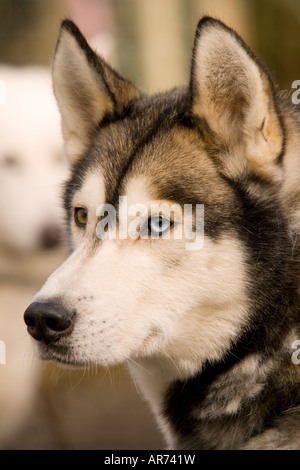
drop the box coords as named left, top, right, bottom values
left=0, top=66, right=68, bottom=448
left=0, top=66, right=68, bottom=253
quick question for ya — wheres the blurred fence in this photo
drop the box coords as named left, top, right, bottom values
left=0, top=0, right=299, bottom=90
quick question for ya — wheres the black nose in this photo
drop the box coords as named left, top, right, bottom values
left=24, top=301, right=75, bottom=343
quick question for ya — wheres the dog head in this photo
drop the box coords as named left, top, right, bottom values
left=24, top=18, right=291, bottom=377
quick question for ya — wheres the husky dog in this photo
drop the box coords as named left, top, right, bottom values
left=24, top=18, right=300, bottom=449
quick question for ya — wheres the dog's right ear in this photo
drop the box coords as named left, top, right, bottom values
left=52, top=20, right=140, bottom=165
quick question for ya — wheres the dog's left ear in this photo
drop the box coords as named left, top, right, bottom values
left=190, top=17, right=284, bottom=182
left=52, top=20, right=140, bottom=165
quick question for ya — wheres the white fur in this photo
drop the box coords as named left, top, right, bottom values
left=0, top=66, right=69, bottom=252
left=33, top=170, right=250, bottom=384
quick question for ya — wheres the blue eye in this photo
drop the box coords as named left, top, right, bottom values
left=148, top=216, right=172, bottom=237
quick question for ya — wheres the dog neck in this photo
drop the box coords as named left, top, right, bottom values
left=128, top=355, right=183, bottom=449
left=129, top=324, right=300, bottom=449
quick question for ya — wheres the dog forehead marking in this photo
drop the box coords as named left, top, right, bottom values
left=123, top=176, right=151, bottom=206
left=73, top=171, right=105, bottom=211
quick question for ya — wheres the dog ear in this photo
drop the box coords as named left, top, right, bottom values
left=190, top=17, right=284, bottom=182
left=52, top=20, right=140, bottom=165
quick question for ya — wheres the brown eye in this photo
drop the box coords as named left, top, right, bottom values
left=74, top=207, right=88, bottom=228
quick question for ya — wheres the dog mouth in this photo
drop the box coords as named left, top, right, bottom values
left=35, top=326, right=162, bottom=367
left=36, top=342, right=85, bottom=367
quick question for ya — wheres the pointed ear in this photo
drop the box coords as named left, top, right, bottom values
left=190, top=17, right=284, bottom=182
left=52, top=20, right=140, bottom=165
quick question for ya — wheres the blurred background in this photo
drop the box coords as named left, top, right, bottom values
left=0, top=0, right=299, bottom=450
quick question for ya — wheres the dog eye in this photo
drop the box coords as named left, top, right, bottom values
left=74, top=207, right=88, bottom=228
left=148, top=216, right=172, bottom=237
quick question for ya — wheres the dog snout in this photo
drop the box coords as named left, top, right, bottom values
left=24, top=301, right=75, bottom=343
